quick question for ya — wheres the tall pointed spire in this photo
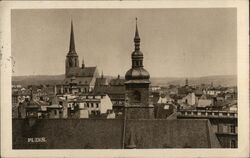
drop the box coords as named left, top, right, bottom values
left=134, top=17, right=140, bottom=51
left=69, top=20, right=76, bottom=53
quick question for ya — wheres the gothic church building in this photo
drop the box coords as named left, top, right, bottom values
left=63, top=22, right=99, bottom=94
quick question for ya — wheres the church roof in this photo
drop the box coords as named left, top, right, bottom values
left=63, top=76, right=94, bottom=86
left=95, top=77, right=108, bottom=86
left=66, top=67, right=97, bottom=77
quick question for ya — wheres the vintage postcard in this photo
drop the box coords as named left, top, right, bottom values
left=0, top=0, right=249, bottom=158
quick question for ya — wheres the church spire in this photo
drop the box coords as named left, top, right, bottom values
left=69, top=20, right=76, bottom=53
left=134, top=17, right=140, bottom=51
left=131, top=18, right=143, bottom=68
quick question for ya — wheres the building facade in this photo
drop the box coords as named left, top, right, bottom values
left=177, top=109, right=237, bottom=148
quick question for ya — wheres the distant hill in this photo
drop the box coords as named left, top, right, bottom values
left=12, top=75, right=65, bottom=87
left=12, top=74, right=237, bottom=87
left=150, top=75, right=237, bottom=87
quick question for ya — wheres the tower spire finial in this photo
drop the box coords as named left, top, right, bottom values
left=134, top=17, right=140, bottom=51
left=69, top=20, right=75, bottom=52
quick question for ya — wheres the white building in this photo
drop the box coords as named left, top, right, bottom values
left=198, top=94, right=213, bottom=108
left=180, top=93, right=197, bottom=106
left=157, top=95, right=173, bottom=104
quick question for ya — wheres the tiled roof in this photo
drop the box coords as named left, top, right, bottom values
left=94, top=86, right=125, bottom=95
left=95, top=78, right=108, bottom=86
left=63, top=77, right=94, bottom=85
left=109, top=78, right=125, bottom=86
left=13, top=119, right=221, bottom=149
left=67, top=67, right=97, bottom=77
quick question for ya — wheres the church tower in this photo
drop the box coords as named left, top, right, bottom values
left=124, top=18, right=154, bottom=119
left=65, top=21, right=79, bottom=77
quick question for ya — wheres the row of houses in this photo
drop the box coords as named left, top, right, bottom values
left=15, top=93, right=115, bottom=119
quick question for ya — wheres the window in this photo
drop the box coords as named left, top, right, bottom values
left=54, top=110, right=57, bottom=115
left=91, top=103, right=94, bottom=108
left=231, top=140, right=236, bottom=148
left=96, top=103, right=99, bottom=108
left=133, top=90, right=141, bottom=102
left=230, top=125, right=236, bottom=133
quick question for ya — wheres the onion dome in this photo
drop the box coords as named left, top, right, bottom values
left=125, top=18, right=150, bottom=82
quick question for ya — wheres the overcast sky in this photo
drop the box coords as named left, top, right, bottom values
left=11, top=8, right=237, bottom=77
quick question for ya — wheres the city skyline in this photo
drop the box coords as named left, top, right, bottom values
left=12, top=8, right=237, bottom=77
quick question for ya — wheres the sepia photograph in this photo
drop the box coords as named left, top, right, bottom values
left=11, top=8, right=238, bottom=149
left=0, top=1, right=249, bottom=158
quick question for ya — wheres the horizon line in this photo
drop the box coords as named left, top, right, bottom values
left=12, top=73, right=237, bottom=78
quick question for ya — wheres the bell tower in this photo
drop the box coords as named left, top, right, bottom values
left=65, top=21, right=79, bottom=77
left=124, top=18, right=154, bottom=119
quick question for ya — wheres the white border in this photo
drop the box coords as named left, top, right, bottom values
left=0, top=1, right=249, bottom=158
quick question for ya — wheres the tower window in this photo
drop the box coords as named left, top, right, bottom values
left=133, top=90, right=141, bottom=102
